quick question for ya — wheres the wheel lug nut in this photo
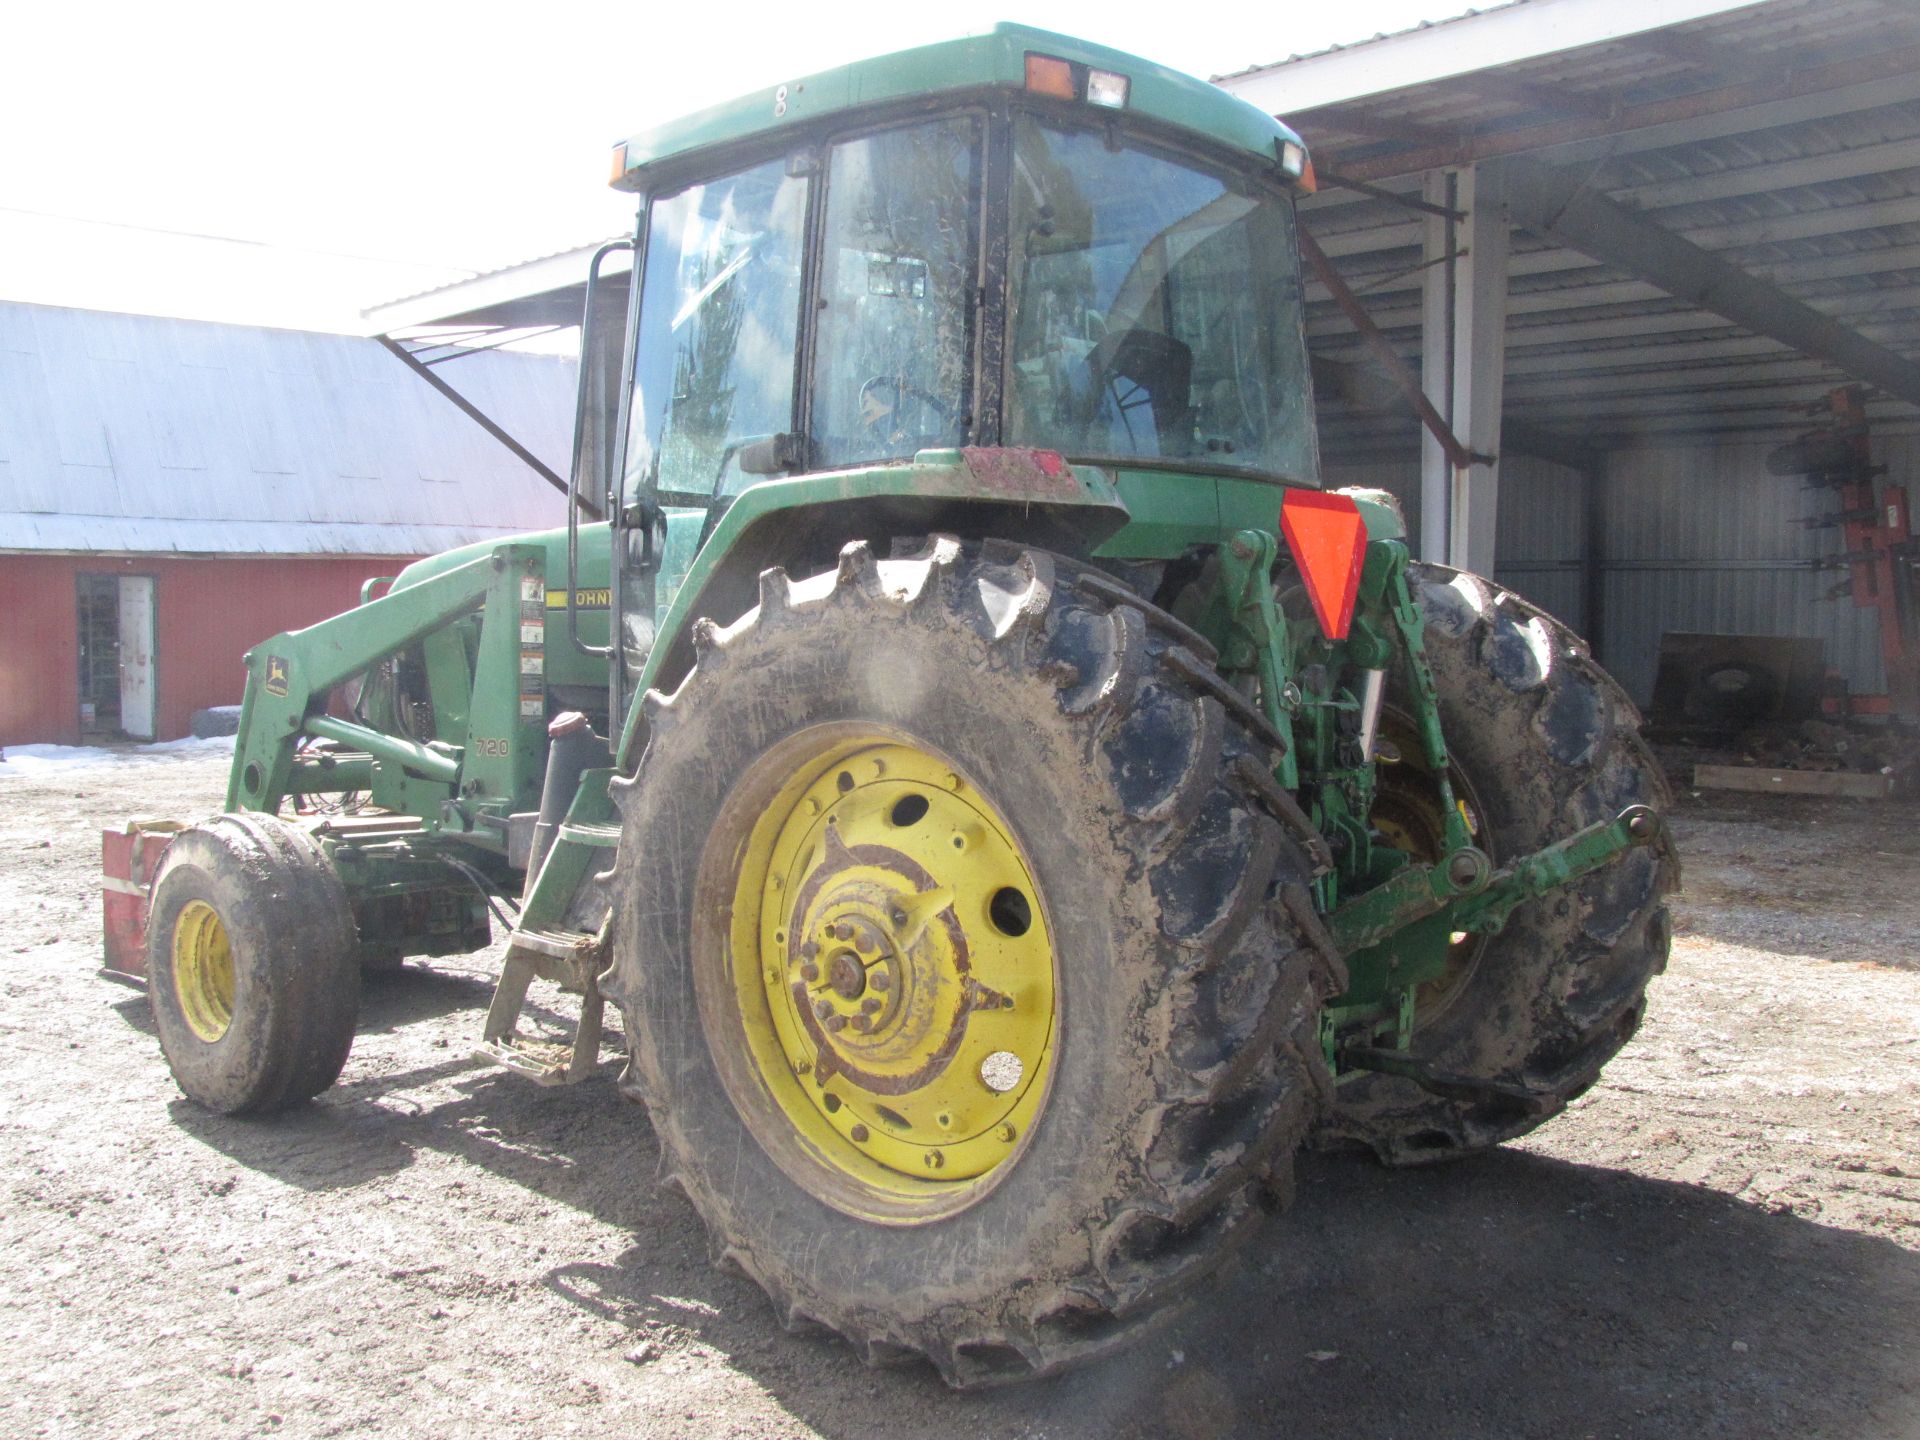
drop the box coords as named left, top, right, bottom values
left=860, top=997, right=881, bottom=1015
left=849, top=1124, right=869, bottom=1143
left=800, top=962, right=820, bottom=983
left=922, top=1151, right=945, bottom=1170
left=825, top=1015, right=848, bottom=1032
left=996, top=1123, right=1016, bottom=1143
left=813, top=999, right=834, bottom=1020
left=834, top=922, right=853, bottom=941
left=850, top=1016, right=870, bottom=1033
left=870, top=969, right=891, bottom=993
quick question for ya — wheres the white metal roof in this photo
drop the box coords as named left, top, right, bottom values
left=1218, top=0, right=1758, bottom=111
left=0, top=300, right=578, bottom=556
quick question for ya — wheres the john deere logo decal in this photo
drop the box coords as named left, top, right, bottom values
left=264, top=655, right=290, bottom=697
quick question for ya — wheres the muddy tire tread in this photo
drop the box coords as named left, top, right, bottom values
left=1316, top=563, right=1678, bottom=1165
left=605, top=539, right=1331, bottom=1386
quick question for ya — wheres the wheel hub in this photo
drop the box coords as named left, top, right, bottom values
left=727, top=737, right=1055, bottom=1201
left=172, top=899, right=235, bottom=1044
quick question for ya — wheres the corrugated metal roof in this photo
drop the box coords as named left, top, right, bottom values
left=1215, top=2, right=1530, bottom=83
left=1220, top=0, right=1920, bottom=452
left=0, top=300, right=577, bottom=555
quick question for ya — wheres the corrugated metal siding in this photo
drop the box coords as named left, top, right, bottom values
left=1331, top=435, right=1898, bottom=704
left=0, top=301, right=578, bottom=556
left=1323, top=452, right=1591, bottom=632
left=1495, top=454, right=1588, bottom=632
left=1597, top=435, right=1897, bottom=702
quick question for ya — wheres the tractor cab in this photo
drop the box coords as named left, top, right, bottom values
left=574, top=27, right=1322, bottom=684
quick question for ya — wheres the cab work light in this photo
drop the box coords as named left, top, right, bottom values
left=1280, top=489, right=1368, bottom=641
left=1086, top=68, right=1130, bottom=108
left=1025, top=53, right=1131, bottom=108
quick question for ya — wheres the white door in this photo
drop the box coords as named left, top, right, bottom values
left=117, top=576, right=155, bottom=739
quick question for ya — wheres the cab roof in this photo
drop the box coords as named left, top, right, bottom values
left=610, top=23, right=1305, bottom=189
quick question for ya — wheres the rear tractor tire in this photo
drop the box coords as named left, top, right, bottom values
left=605, top=538, right=1333, bottom=1386
left=1320, top=563, right=1678, bottom=1164
left=146, top=813, right=360, bottom=1115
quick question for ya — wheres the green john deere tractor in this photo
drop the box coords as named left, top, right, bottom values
left=126, top=25, right=1676, bottom=1385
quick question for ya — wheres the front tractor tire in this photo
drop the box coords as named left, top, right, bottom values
left=146, top=813, right=360, bottom=1115
left=605, top=539, right=1331, bottom=1386
left=1322, top=563, right=1678, bottom=1164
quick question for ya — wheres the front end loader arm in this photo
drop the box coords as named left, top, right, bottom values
left=226, top=545, right=547, bottom=824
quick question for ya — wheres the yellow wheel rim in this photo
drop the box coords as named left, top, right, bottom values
left=719, top=733, right=1056, bottom=1221
left=172, top=900, right=236, bottom=1043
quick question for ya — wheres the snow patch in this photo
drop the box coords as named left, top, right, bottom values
left=0, top=735, right=237, bottom=778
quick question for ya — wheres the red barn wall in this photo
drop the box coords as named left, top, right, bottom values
left=0, top=553, right=416, bottom=748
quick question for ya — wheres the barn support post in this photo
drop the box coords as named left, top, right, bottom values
left=1583, top=453, right=1608, bottom=658
left=1419, top=162, right=1510, bottom=574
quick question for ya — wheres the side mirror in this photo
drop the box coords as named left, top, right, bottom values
left=737, top=432, right=807, bottom=476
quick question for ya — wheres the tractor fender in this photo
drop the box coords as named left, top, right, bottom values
left=619, top=447, right=1130, bottom=767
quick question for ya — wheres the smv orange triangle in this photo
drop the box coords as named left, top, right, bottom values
left=1279, top=490, right=1369, bottom=641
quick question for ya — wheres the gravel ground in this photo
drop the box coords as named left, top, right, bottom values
left=1, top=746, right=1915, bottom=1439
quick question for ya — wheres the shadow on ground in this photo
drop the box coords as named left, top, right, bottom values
left=543, top=1148, right=1920, bottom=1440
left=149, top=968, right=1920, bottom=1440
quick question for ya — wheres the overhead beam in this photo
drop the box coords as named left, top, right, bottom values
left=1608, top=137, right=1920, bottom=208
left=1304, top=109, right=1452, bottom=146
left=1504, top=157, right=1920, bottom=408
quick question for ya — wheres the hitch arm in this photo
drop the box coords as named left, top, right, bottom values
left=1454, top=803, right=1667, bottom=936
left=1325, top=804, right=1666, bottom=958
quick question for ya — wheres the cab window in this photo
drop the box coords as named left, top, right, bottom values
left=624, top=158, right=809, bottom=503
left=809, top=117, right=981, bottom=469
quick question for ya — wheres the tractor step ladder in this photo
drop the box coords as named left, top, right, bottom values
left=477, top=783, right=620, bottom=1085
